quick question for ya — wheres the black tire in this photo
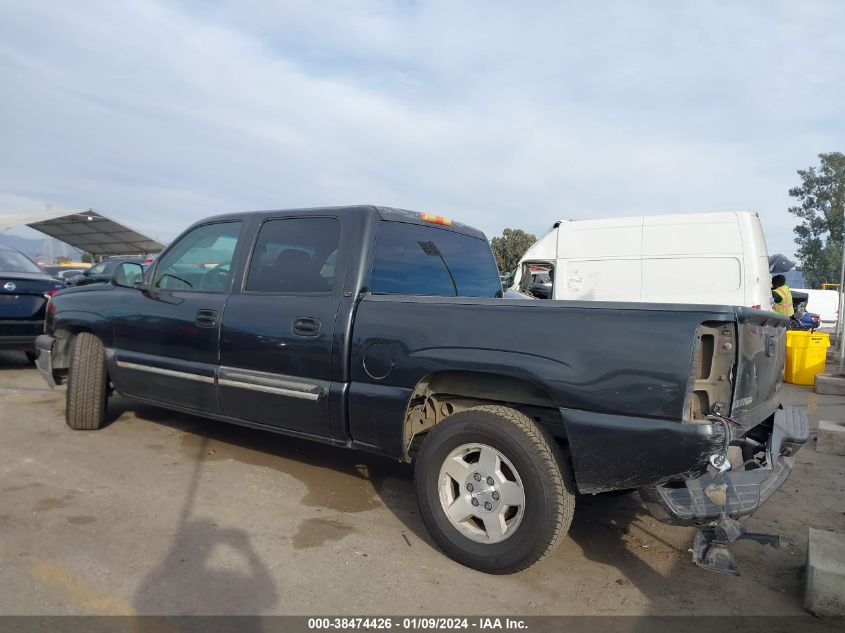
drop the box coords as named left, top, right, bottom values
left=66, top=333, right=108, bottom=431
left=414, top=404, right=575, bottom=574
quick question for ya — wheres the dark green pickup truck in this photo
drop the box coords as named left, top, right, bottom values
left=36, top=205, right=807, bottom=574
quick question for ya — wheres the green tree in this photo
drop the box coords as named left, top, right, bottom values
left=788, top=152, right=845, bottom=287
left=490, top=228, right=536, bottom=273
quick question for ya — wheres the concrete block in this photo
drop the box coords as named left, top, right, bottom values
left=805, top=528, right=845, bottom=616
left=817, top=420, right=845, bottom=455
left=815, top=373, right=845, bottom=396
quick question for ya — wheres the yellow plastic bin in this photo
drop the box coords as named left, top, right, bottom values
left=784, top=331, right=830, bottom=385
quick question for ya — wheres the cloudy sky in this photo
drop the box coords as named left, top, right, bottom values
left=0, top=1, right=842, bottom=256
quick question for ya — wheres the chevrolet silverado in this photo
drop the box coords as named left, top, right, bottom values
left=35, top=205, right=807, bottom=574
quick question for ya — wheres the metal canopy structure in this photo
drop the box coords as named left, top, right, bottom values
left=0, top=208, right=164, bottom=256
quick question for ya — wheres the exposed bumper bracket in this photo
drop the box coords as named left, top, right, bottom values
left=692, top=515, right=781, bottom=575
left=641, top=404, right=809, bottom=524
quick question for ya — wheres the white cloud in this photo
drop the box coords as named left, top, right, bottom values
left=0, top=0, right=842, bottom=258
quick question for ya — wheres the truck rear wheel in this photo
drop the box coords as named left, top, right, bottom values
left=66, top=333, right=108, bottom=431
left=414, top=405, right=575, bottom=574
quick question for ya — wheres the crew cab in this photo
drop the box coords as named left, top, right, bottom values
left=35, top=205, right=807, bottom=574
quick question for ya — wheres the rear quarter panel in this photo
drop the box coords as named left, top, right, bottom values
left=349, top=295, right=737, bottom=458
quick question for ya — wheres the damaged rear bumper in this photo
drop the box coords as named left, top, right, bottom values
left=640, top=404, right=808, bottom=525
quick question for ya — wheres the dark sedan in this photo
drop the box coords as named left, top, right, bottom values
left=67, top=257, right=147, bottom=286
left=42, top=265, right=87, bottom=282
left=0, top=245, right=65, bottom=359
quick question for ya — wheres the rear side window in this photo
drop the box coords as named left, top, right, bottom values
left=246, top=217, right=340, bottom=293
left=369, top=222, right=502, bottom=297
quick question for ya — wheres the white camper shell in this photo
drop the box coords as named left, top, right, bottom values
left=512, top=212, right=772, bottom=309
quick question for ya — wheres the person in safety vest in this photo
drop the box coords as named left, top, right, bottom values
left=771, top=274, right=794, bottom=317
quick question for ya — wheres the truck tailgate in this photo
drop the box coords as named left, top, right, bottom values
left=730, top=307, right=787, bottom=431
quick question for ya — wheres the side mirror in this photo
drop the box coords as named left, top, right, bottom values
left=112, top=262, right=145, bottom=288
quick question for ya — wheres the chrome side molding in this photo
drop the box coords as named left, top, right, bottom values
left=217, top=366, right=325, bottom=401
left=114, top=359, right=325, bottom=401
left=115, top=360, right=216, bottom=384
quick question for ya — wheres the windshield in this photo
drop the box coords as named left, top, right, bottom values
left=0, top=250, right=44, bottom=274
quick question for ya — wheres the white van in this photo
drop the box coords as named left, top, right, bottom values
left=512, top=212, right=772, bottom=308
left=792, top=288, right=840, bottom=329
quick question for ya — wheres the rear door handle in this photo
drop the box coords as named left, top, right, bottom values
left=195, top=309, right=218, bottom=328
left=293, top=317, right=321, bottom=337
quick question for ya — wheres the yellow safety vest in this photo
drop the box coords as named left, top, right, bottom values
left=772, top=284, right=794, bottom=317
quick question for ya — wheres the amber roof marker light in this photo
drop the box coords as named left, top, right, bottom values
left=419, top=212, right=453, bottom=227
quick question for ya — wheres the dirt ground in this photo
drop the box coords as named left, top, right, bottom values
left=0, top=350, right=843, bottom=616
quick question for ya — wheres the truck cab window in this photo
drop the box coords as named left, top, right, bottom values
left=153, top=222, right=242, bottom=292
left=246, top=217, right=340, bottom=293
left=370, top=222, right=502, bottom=297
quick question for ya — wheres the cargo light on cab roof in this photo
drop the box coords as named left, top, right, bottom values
left=419, top=212, right=452, bottom=227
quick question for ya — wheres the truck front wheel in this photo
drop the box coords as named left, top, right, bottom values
left=415, top=405, right=575, bottom=574
left=65, top=333, right=108, bottom=431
